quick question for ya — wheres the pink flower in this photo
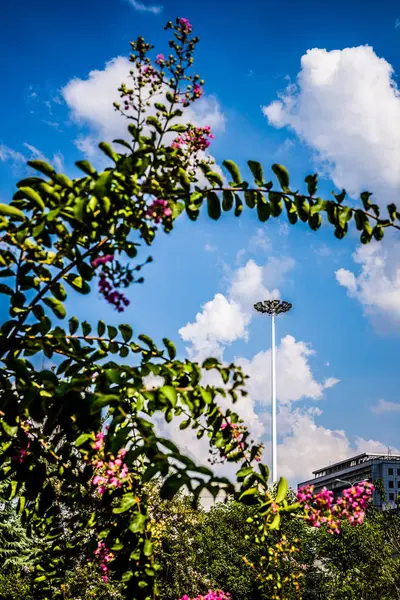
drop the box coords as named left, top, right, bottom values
left=193, top=84, right=203, bottom=99
left=179, top=17, right=192, bottom=34
left=155, top=53, right=165, bottom=64
left=91, top=255, right=114, bottom=268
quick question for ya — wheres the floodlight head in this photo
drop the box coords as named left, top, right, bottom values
left=254, top=299, right=292, bottom=315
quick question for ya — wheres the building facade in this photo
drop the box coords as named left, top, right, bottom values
left=298, top=452, right=400, bottom=509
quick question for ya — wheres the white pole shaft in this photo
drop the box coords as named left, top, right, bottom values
left=271, top=313, right=277, bottom=483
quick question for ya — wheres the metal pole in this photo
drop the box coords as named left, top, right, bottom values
left=271, top=312, right=277, bottom=483
left=253, top=300, right=292, bottom=486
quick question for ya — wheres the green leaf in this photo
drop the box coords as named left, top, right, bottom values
left=93, top=171, right=112, bottom=199
left=129, top=512, right=147, bottom=533
left=65, top=275, right=91, bottom=294
left=169, top=123, right=187, bottom=132
left=27, top=160, right=56, bottom=178
left=222, top=190, right=234, bottom=212
left=81, top=321, right=91, bottom=336
left=272, top=164, right=290, bottom=191
left=160, top=474, right=185, bottom=499
left=69, top=317, right=79, bottom=335
left=179, top=168, right=191, bottom=191
left=0, top=203, right=25, bottom=221
left=373, top=225, right=384, bottom=241
left=19, top=187, right=45, bottom=210
left=0, top=283, right=13, bottom=296
left=99, top=141, right=118, bottom=162
left=143, top=540, right=153, bottom=557
left=244, top=190, right=256, bottom=209
left=43, top=296, right=66, bottom=319
left=248, top=160, right=264, bottom=185
left=91, top=394, right=120, bottom=413
left=113, top=493, right=136, bottom=514
left=75, top=160, right=97, bottom=176
left=275, top=477, right=289, bottom=503
left=305, top=174, right=318, bottom=196
left=160, top=386, right=177, bottom=406
left=202, top=357, right=219, bottom=369
left=269, top=513, right=281, bottom=530
left=162, top=338, right=176, bottom=359
left=75, top=433, right=92, bottom=447
left=333, top=189, right=346, bottom=204
left=119, top=324, right=133, bottom=342
left=239, top=487, right=259, bottom=505
left=179, top=419, right=190, bottom=430
left=97, top=320, right=106, bottom=336
left=1, top=421, right=18, bottom=437
left=234, top=194, right=243, bottom=217
left=108, top=325, right=118, bottom=340
left=147, top=116, right=163, bottom=135
left=269, top=192, right=283, bottom=217
left=222, top=160, right=241, bottom=185
left=309, top=212, right=322, bottom=231
left=257, top=196, right=270, bottom=222
left=207, top=191, right=221, bottom=220
left=387, top=203, right=397, bottom=221
left=206, top=171, right=224, bottom=186
left=360, top=191, right=372, bottom=210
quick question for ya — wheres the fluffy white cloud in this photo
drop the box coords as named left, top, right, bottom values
left=277, top=407, right=396, bottom=485
left=237, top=335, right=339, bottom=406
left=371, top=398, right=400, bottom=413
left=263, top=45, right=400, bottom=198
left=62, top=57, right=225, bottom=159
left=179, top=293, right=249, bottom=360
left=336, top=238, right=400, bottom=322
left=0, top=144, right=25, bottom=164
left=264, top=45, right=400, bottom=324
left=179, top=257, right=293, bottom=361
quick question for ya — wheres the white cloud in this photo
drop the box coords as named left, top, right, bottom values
left=336, top=239, right=400, bottom=322
left=204, top=243, right=216, bottom=252
left=263, top=45, right=400, bottom=199
left=237, top=335, right=339, bottom=406
left=179, top=257, right=294, bottom=361
left=371, top=398, right=400, bottom=414
left=264, top=45, right=400, bottom=326
left=126, top=0, right=163, bottom=14
left=277, top=407, right=396, bottom=485
left=62, top=57, right=225, bottom=160
left=0, top=144, right=25, bottom=164
left=179, top=293, right=249, bottom=360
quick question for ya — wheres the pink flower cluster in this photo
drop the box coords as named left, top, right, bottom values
left=89, top=433, right=129, bottom=496
left=146, top=198, right=172, bottom=224
left=91, top=254, right=130, bottom=312
left=296, top=481, right=374, bottom=534
left=141, top=64, right=159, bottom=81
left=179, top=592, right=230, bottom=600
left=221, top=421, right=245, bottom=451
left=193, top=84, right=203, bottom=99
left=94, top=540, right=114, bottom=583
left=172, top=126, right=214, bottom=153
left=155, top=53, right=165, bottom=65
left=91, top=254, right=114, bottom=269
left=98, top=274, right=130, bottom=312
left=179, top=17, right=192, bottom=34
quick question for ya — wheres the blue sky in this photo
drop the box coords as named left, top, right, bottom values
left=1, top=0, right=400, bottom=484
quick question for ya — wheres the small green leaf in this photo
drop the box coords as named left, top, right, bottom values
left=272, top=164, right=290, bottom=191
left=75, top=160, right=97, bottom=176
left=179, top=419, right=190, bottom=430
left=244, top=190, right=256, bottom=209
left=179, top=168, right=191, bottom=191
left=248, top=160, right=264, bottom=185
left=75, top=433, right=92, bottom=447
left=27, top=160, right=56, bottom=178
left=222, top=190, right=234, bottom=212
left=1, top=421, right=18, bottom=437
left=207, top=191, right=221, bottom=220
left=43, top=296, right=66, bottom=319
left=269, top=513, right=281, bottom=530
left=206, top=171, right=224, bottom=186
left=309, top=212, right=322, bottom=231
left=143, top=540, right=153, bottom=557
left=234, top=194, right=243, bottom=217
left=202, top=357, right=219, bottom=369
left=113, top=493, right=136, bottom=514
left=119, top=324, right=133, bottom=342
left=69, top=317, right=79, bottom=335
left=222, top=160, right=241, bottom=185
left=129, top=512, right=147, bottom=533
left=19, top=187, right=45, bottom=210
left=305, top=174, right=318, bottom=197
left=160, top=386, right=177, bottom=406
left=275, top=477, right=289, bottom=503
left=0, top=203, right=25, bottom=221
left=257, top=196, right=270, bottom=222
left=82, top=321, right=92, bottom=336
left=162, top=338, right=176, bottom=359
left=97, top=320, right=106, bottom=336
left=99, top=141, right=118, bottom=162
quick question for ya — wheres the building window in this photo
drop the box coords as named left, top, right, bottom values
left=388, top=468, right=394, bottom=475
left=389, top=493, right=395, bottom=501
left=389, top=480, right=394, bottom=488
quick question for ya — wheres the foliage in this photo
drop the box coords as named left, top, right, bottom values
left=0, top=482, right=37, bottom=571
left=0, top=14, right=391, bottom=600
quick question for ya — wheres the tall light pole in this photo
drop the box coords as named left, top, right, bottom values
left=254, top=299, right=292, bottom=483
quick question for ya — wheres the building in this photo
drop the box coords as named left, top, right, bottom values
left=298, top=452, right=400, bottom=509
